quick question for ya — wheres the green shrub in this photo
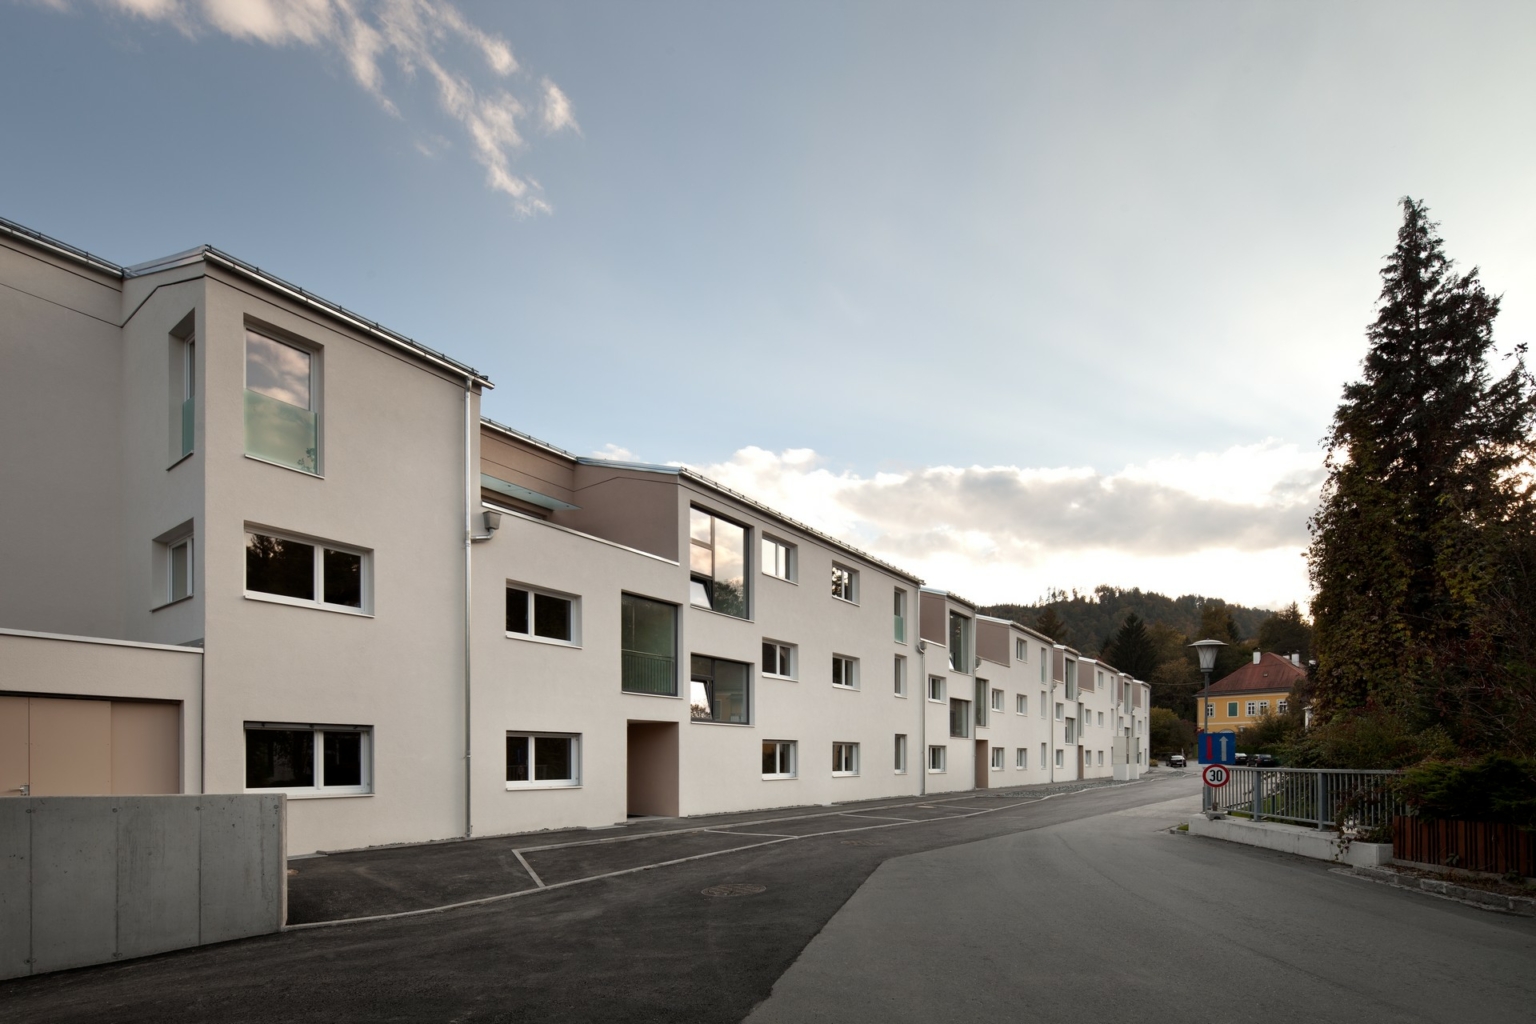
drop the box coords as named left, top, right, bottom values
left=1398, top=754, right=1536, bottom=828
left=1282, top=707, right=1454, bottom=769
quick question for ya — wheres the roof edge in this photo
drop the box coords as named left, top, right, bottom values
left=0, top=215, right=125, bottom=278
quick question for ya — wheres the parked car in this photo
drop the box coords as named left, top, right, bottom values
left=1167, top=753, right=1187, bottom=768
left=1251, top=753, right=1280, bottom=768
left=1234, top=752, right=1249, bottom=765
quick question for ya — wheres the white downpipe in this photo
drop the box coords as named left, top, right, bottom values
left=463, top=383, right=474, bottom=838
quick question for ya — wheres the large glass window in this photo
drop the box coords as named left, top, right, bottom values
left=507, top=585, right=579, bottom=644
left=762, top=536, right=796, bottom=582
left=245, top=724, right=370, bottom=794
left=1065, top=660, right=1078, bottom=700
left=621, top=594, right=677, bottom=695
left=506, top=733, right=579, bottom=787
left=690, top=655, right=750, bottom=724
left=949, top=611, right=971, bottom=672
left=690, top=508, right=748, bottom=618
left=245, top=529, right=368, bottom=611
left=950, top=698, right=971, bottom=738
left=244, top=329, right=318, bottom=474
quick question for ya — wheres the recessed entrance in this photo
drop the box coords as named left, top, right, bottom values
left=973, top=740, right=988, bottom=789
left=626, top=720, right=679, bottom=818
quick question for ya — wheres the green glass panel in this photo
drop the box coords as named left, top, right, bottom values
left=180, top=396, right=195, bottom=456
left=244, top=389, right=317, bottom=474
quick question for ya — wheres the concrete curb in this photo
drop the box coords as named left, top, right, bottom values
left=1335, top=865, right=1536, bottom=917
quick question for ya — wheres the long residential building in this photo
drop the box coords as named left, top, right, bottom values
left=0, top=217, right=1150, bottom=854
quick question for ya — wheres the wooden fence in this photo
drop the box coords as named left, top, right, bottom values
left=1393, top=817, right=1536, bottom=877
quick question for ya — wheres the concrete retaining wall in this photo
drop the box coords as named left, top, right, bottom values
left=1188, top=813, right=1392, bottom=868
left=1, top=794, right=285, bottom=980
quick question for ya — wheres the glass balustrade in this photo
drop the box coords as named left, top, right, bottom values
left=244, top=389, right=317, bottom=474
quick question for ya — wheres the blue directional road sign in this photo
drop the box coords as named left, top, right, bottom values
left=1197, top=730, right=1236, bottom=765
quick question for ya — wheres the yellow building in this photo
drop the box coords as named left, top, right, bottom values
left=1197, top=651, right=1305, bottom=739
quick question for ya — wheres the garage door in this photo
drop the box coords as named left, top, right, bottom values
left=0, top=695, right=180, bottom=796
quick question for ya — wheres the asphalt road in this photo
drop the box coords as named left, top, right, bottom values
left=5, top=773, right=1530, bottom=1023
left=747, top=791, right=1536, bottom=1024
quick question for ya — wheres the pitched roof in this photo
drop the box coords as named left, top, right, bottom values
left=1206, top=652, right=1307, bottom=696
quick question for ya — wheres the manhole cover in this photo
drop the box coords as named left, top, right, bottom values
left=841, top=839, right=882, bottom=847
left=701, top=883, right=766, bottom=898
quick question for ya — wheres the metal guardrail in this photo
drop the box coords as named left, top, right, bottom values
left=1204, top=766, right=1403, bottom=832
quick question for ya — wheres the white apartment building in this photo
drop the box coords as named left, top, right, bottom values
left=0, top=217, right=1149, bottom=854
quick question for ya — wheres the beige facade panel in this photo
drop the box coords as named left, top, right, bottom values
left=919, top=592, right=948, bottom=643
left=28, top=697, right=113, bottom=796
left=110, top=701, right=181, bottom=794
left=480, top=429, right=577, bottom=505
left=562, top=464, right=681, bottom=561
left=976, top=618, right=1009, bottom=666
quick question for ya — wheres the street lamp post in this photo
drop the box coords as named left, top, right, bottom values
left=1188, top=638, right=1226, bottom=810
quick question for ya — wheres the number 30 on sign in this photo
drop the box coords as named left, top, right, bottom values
left=1201, top=764, right=1230, bottom=788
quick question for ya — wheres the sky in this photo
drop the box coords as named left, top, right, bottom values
left=5, top=0, right=1536, bottom=612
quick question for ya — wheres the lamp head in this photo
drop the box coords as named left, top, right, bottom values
left=1187, top=638, right=1227, bottom=674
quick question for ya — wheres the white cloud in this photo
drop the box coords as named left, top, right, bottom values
left=74, top=0, right=577, bottom=214
left=590, top=443, right=637, bottom=462
left=686, top=442, right=1323, bottom=610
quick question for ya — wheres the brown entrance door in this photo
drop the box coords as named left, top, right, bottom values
left=1076, top=745, right=1084, bottom=780
left=626, top=721, right=679, bottom=817
left=974, top=740, right=988, bottom=789
left=0, top=696, right=29, bottom=796
left=0, top=696, right=180, bottom=796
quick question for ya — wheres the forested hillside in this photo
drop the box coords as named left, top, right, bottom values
left=980, top=585, right=1273, bottom=656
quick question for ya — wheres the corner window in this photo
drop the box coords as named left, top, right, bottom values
left=691, top=655, right=751, bottom=724
left=506, top=584, right=580, bottom=645
left=832, top=655, right=859, bottom=690
left=245, top=723, right=370, bottom=795
left=990, top=747, right=1005, bottom=771
left=830, top=563, right=858, bottom=603
left=762, top=640, right=796, bottom=679
left=762, top=535, right=796, bottom=582
left=245, top=528, right=368, bottom=612
left=894, top=588, right=908, bottom=642
left=1016, top=747, right=1027, bottom=769
left=244, top=329, right=318, bottom=474
left=991, top=688, right=1004, bottom=712
left=894, top=655, right=907, bottom=696
left=1016, top=694, right=1028, bottom=716
left=949, top=698, right=970, bottom=738
left=763, top=740, right=796, bottom=779
left=948, top=611, right=971, bottom=672
left=928, top=745, right=946, bottom=773
left=894, top=734, right=907, bottom=773
left=506, top=733, right=579, bottom=788
left=690, top=507, right=748, bottom=618
left=928, top=676, right=945, bottom=703
left=832, top=742, right=859, bottom=776
left=622, top=593, right=678, bottom=696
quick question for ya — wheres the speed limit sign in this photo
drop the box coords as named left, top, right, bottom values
left=1202, top=764, right=1231, bottom=787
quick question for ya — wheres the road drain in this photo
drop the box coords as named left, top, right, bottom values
left=701, top=883, right=766, bottom=898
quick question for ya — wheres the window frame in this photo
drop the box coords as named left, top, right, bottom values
left=830, top=562, right=859, bottom=604
left=761, top=640, right=796, bottom=680
left=928, top=675, right=946, bottom=703
left=894, top=734, right=908, bottom=774
left=1015, top=638, right=1026, bottom=661
left=761, top=534, right=797, bottom=583
left=949, top=698, right=971, bottom=738
left=1227, top=701, right=1239, bottom=717
left=505, top=582, right=582, bottom=647
left=1246, top=701, right=1258, bottom=716
left=1278, top=700, right=1289, bottom=715
left=927, top=745, right=946, bottom=773
left=1055, top=702, right=1064, bottom=721
left=690, top=506, right=751, bottom=619
left=832, top=741, right=860, bottom=777
left=243, top=525, right=371, bottom=615
left=690, top=654, right=753, bottom=725
left=243, top=326, right=321, bottom=476
left=1055, top=748, right=1064, bottom=768
left=991, top=688, right=1004, bottom=712
left=831, top=654, right=860, bottom=690
left=894, top=654, right=908, bottom=697
left=948, top=611, right=971, bottom=673
left=990, top=746, right=1005, bottom=771
left=1016, top=694, right=1028, bottom=716
left=762, top=740, right=797, bottom=780
left=894, top=588, right=908, bottom=643
left=244, top=722, right=372, bottom=797
left=1016, top=747, right=1027, bottom=769
left=505, top=732, right=581, bottom=790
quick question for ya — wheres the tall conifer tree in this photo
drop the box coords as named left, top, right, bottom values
left=1308, top=198, right=1536, bottom=752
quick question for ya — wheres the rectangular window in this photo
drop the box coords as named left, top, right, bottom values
left=1227, top=701, right=1239, bottom=717
left=1259, top=701, right=1270, bottom=715
left=1064, top=660, right=1078, bottom=700
left=1097, top=711, right=1104, bottom=727
left=621, top=593, right=678, bottom=696
left=1065, top=718, right=1076, bottom=744
left=1016, top=747, right=1027, bottom=769
left=506, top=733, right=580, bottom=788
left=831, top=563, right=859, bottom=603
left=928, top=745, right=946, bottom=773
left=762, top=740, right=796, bottom=779
left=948, top=611, right=971, bottom=672
left=1278, top=700, right=1289, bottom=715
left=894, top=734, right=907, bottom=773
left=690, top=655, right=751, bottom=724
left=975, top=679, right=988, bottom=728
left=949, top=698, right=971, bottom=738
left=1246, top=701, right=1257, bottom=716
left=1207, top=702, right=1216, bottom=718
left=1055, top=748, right=1064, bottom=768
left=1016, top=694, right=1028, bottom=715
left=157, top=530, right=194, bottom=606
left=245, top=529, right=368, bottom=612
left=762, top=641, right=795, bottom=678
left=244, top=329, right=318, bottom=474
left=1055, top=702, right=1064, bottom=721
left=1040, top=648, right=1048, bottom=683
left=894, top=655, right=907, bottom=696
left=761, top=535, right=796, bottom=582
left=1040, top=691, right=1046, bottom=716
left=991, top=688, right=1004, bottom=712
left=506, top=584, right=579, bottom=644
left=1015, top=638, right=1026, bottom=661
left=928, top=676, right=945, bottom=703
left=690, top=507, right=748, bottom=618
left=245, top=723, right=370, bottom=794
left=990, top=747, right=1005, bottom=770
left=1040, top=742, right=1048, bottom=768
left=832, top=742, right=859, bottom=776
left=1098, top=750, right=1105, bottom=766
left=894, top=588, right=908, bottom=643
left=832, top=655, right=859, bottom=689
left=173, top=333, right=195, bottom=460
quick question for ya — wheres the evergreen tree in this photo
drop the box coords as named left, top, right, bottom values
left=1256, top=603, right=1313, bottom=663
left=1308, top=198, right=1536, bottom=754
left=1106, top=612, right=1158, bottom=679
left=1034, top=607, right=1069, bottom=644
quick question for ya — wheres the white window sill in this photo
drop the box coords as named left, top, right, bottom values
left=762, top=775, right=797, bottom=781
left=927, top=769, right=946, bottom=774
left=621, top=690, right=682, bottom=700
left=832, top=772, right=859, bottom=778
left=244, top=453, right=323, bottom=478
left=505, top=632, right=582, bottom=649
left=249, top=789, right=373, bottom=799
left=245, top=592, right=373, bottom=617
left=894, top=693, right=908, bottom=699
left=505, top=783, right=582, bottom=791
left=762, top=672, right=796, bottom=682
left=762, top=573, right=797, bottom=586
left=990, top=766, right=1004, bottom=772
left=830, top=596, right=859, bottom=607
left=691, top=719, right=753, bottom=727
left=152, top=595, right=195, bottom=613
left=689, top=603, right=755, bottom=624
left=927, top=698, right=945, bottom=704
left=832, top=683, right=859, bottom=692
left=167, top=451, right=194, bottom=471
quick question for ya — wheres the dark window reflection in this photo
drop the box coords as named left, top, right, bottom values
left=246, top=533, right=315, bottom=600
left=323, top=548, right=362, bottom=607
left=246, top=729, right=314, bottom=788
left=322, top=731, right=363, bottom=786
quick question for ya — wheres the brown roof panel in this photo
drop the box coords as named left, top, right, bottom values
left=1206, top=652, right=1307, bottom=695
